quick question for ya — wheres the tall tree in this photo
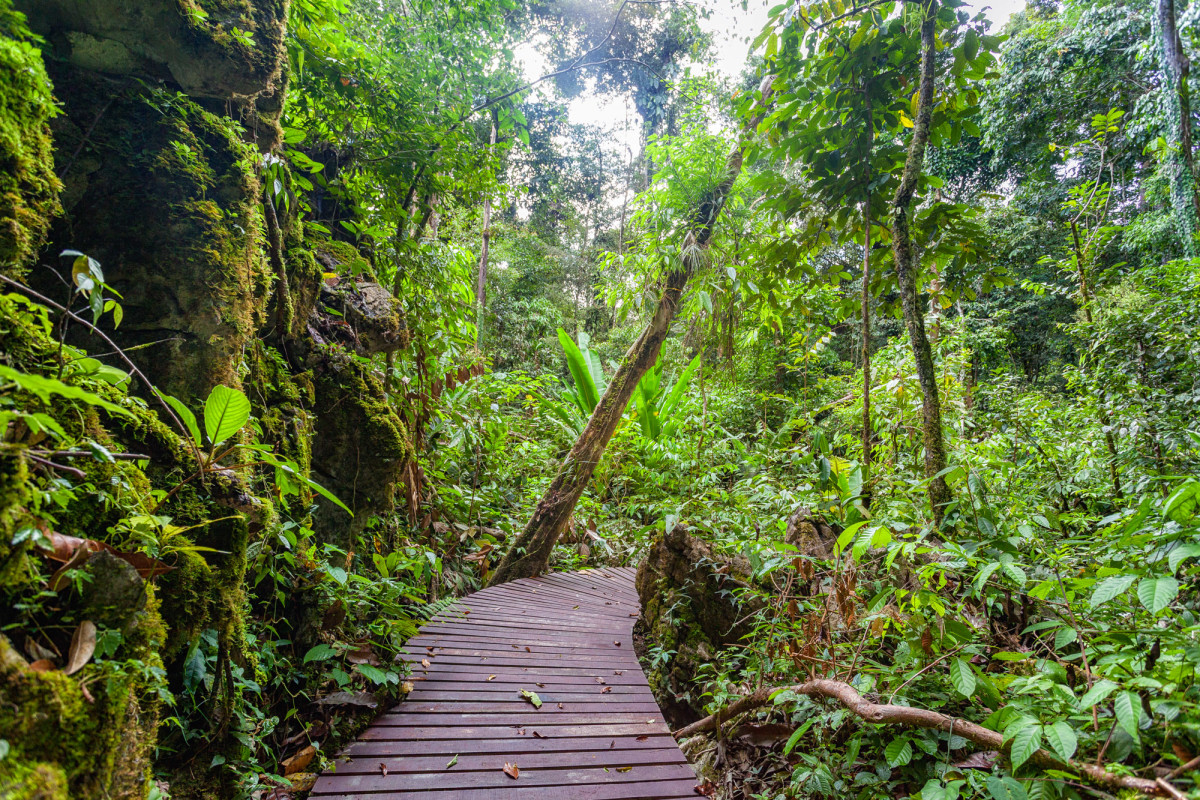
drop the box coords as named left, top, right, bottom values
left=488, top=79, right=775, bottom=585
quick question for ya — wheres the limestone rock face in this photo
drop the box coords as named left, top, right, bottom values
left=315, top=280, right=406, bottom=356
left=16, top=0, right=288, bottom=101
left=636, top=525, right=764, bottom=724
left=41, top=65, right=270, bottom=400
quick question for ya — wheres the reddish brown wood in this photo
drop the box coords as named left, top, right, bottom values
left=310, top=567, right=698, bottom=798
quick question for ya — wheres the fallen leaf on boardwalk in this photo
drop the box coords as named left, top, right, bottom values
left=613, top=641, right=621, bottom=647
left=596, top=677, right=606, bottom=684
left=487, top=675, right=496, bottom=681
left=614, top=671, right=623, bottom=675
left=400, top=681, right=414, bottom=694
left=557, top=703, right=564, bottom=709
left=502, top=762, right=519, bottom=779
left=378, top=763, right=388, bottom=776
left=617, top=766, right=633, bottom=772
left=519, top=690, right=542, bottom=709
left=636, top=735, right=650, bottom=742
left=285, top=773, right=318, bottom=792
left=64, top=621, right=96, bottom=675
left=536, top=682, right=545, bottom=687
left=446, top=755, right=458, bottom=769
left=532, top=731, right=547, bottom=739
left=524, top=646, right=531, bottom=652
left=420, top=658, right=430, bottom=668
left=609, top=740, right=615, bottom=749
left=601, top=687, right=612, bottom=693
left=282, top=745, right=316, bottom=775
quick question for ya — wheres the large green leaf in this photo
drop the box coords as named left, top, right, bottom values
left=1089, top=574, right=1138, bottom=608
left=1113, top=691, right=1141, bottom=739
left=884, top=737, right=912, bottom=767
left=1008, top=723, right=1041, bottom=770
left=1043, top=720, right=1077, bottom=761
left=557, top=328, right=599, bottom=413
left=986, top=776, right=1029, bottom=800
left=1136, top=576, right=1179, bottom=614
left=950, top=657, right=976, bottom=697
left=158, top=391, right=202, bottom=447
left=203, top=384, right=251, bottom=447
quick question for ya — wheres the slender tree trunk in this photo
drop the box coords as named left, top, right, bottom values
left=860, top=201, right=872, bottom=495
left=890, top=0, right=951, bottom=524
left=488, top=81, right=774, bottom=585
left=475, top=122, right=497, bottom=345
left=1157, top=0, right=1200, bottom=255
left=1071, top=222, right=1122, bottom=497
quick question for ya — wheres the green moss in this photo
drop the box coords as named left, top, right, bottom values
left=246, top=342, right=315, bottom=480
left=0, top=34, right=60, bottom=277
left=310, top=346, right=412, bottom=545
left=316, top=238, right=376, bottom=280
left=0, top=636, right=160, bottom=799
left=0, top=759, right=69, bottom=800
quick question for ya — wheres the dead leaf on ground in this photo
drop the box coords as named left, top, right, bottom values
left=29, top=659, right=54, bottom=672
left=487, top=674, right=497, bottom=681
left=636, top=735, right=649, bottom=742
left=282, top=745, right=316, bottom=775
left=420, top=658, right=430, bottom=668
left=378, top=763, right=388, bottom=776
left=532, top=731, right=547, bottom=739
left=694, top=780, right=717, bottom=796
left=39, top=531, right=173, bottom=580
left=613, top=641, right=621, bottom=647
left=617, top=766, right=633, bottom=772
left=737, top=722, right=795, bottom=747
left=502, top=762, right=519, bottom=779
left=519, top=689, right=542, bottom=709
left=601, top=687, right=612, bottom=694
left=315, top=691, right=378, bottom=708
left=64, top=620, right=96, bottom=675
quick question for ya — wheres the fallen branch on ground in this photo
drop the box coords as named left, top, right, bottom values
left=673, top=678, right=1170, bottom=797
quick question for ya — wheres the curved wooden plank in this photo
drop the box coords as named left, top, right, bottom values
left=310, top=568, right=698, bottom=798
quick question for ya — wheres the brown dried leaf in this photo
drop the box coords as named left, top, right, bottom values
left=532, top=731, right=547, bottom=739
left=502, top=762, right=519, bottom=780
left=64, top=620, right=96, bottom=675
left=601, top=687, right=612, bottom=694
left=282, top=745, right=316, bottom=775
left=636, top=735, right=649, bottom=742
left=378, top=763, right=388, bottom=776
left=29, top=659, right=54, bottom=672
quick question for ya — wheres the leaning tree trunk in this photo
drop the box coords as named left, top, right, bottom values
left=487, top=80, right=775, bottom=585
left=860, top=200, right=872, bottom=497
left=475, top=121, right=497, bottom=344
left=890, top=0, right=951, bottom=524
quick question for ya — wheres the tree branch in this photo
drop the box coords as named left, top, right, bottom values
left=673, top=679, right=1172, bottom=798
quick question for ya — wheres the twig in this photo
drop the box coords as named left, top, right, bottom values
left=32, top=450, right=151, bottom=461
left=25, top=453, right=87, bottom=480
left=1167, top=754, right=1200, bottom=779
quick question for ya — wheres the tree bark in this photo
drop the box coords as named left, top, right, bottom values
left=475, top=121, right=497, bottom=344
left=488, top=80, right=774, bottom=585
left=1157, top=0, right=1199, bottom=255
left=860, top=201, right=872, bottom=491
left=673, top=679, right=1172, bottom=798
left=889, top=1, right=950, bottom=524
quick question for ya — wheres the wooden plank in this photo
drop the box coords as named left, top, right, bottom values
left=313, top=569, right=695, bottom=798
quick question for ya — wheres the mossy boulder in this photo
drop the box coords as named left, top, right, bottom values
left=309, top=344, right=411, bottom=547
left=16, top=0, right=287, bottom=102
left=0, top=30, right=61, bottom=276
left=41, top=66, right=271, bottom=400
left=636, top=525, right=764, bottom=724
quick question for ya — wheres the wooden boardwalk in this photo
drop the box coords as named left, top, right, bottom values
left=310, top=567, right=699, bottom=798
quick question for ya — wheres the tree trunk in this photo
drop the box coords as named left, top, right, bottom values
left=889, top=1, right=951, bottom=524
left=860, top=201, right=872, bottom=496
left=475, top=122, right=497, bottom=344
left=1157, top=0, right=1199, bottom=255
left=488, top=80, right=774, bottom=585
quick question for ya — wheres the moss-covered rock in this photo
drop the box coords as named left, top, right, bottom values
left=0, top=27, right=61, bottom=276
left=309, top=344, right=411, bottom=547
left=41, top=66, right=271, bottom=400
left=636, top=525, right=764, bottom=725
left=16, top=0, right=287, bottom=102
